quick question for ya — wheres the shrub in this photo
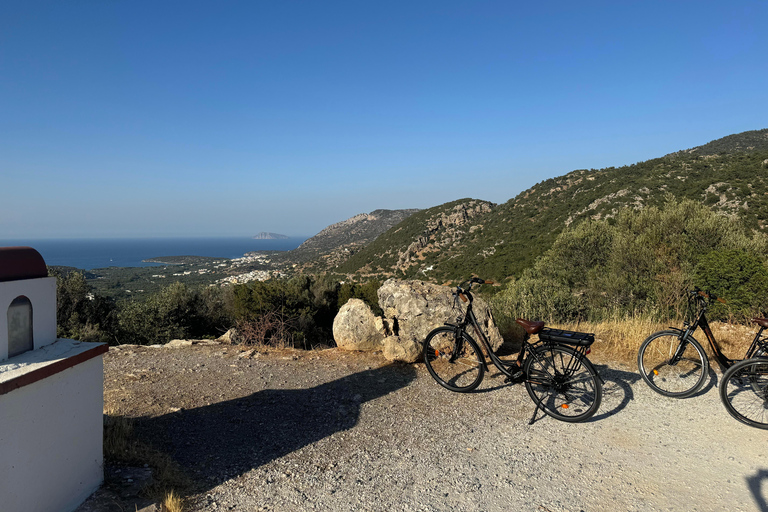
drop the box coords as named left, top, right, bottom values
left=491, top=198, right=768, bottom=325
left=694, top=249, right=768, bottom=320
left=50, top=268, right=118, bottom=343
left=116, top=282, right=231, bottom=345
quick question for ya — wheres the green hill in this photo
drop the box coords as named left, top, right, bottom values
left=332, top=128, right=768, bottom=283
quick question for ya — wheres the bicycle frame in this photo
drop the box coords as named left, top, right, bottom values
left=677, top=293, right=768, bottom=372
left=426, top=278, right=603, bottom=424
left=447, top=284, right=591, bottom=384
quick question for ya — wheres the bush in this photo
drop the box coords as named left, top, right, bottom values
left=50, top=268, right=117, bottom=343
left=694, top=249, right=768, bottom=320
left=117, top=282, right=232, bottom=345
left=491, top=198, right=768, bottom=325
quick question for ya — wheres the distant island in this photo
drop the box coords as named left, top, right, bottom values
left=253, top=232, right=289, bottom=240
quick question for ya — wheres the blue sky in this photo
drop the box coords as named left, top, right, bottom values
left=1, top=1, right=766, bottom=239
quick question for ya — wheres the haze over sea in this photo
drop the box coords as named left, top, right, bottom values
left=0, top=237, right=307, bottom=270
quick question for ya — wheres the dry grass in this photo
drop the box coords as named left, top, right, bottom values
left=163, top=490, right=184, bottom=512
left=103, top=405, right=190, bottom=511
left=549, top=315, right=762, bottom=366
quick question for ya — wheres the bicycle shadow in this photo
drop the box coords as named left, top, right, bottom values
left=469, top=363, right=640, bottom=423
left=586, top=364, right=641, bottom=422
left=747, top=469, right=768, bottom=512
left=131, top=363, right=416, bottom=494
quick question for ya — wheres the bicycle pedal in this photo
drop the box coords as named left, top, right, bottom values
left=505, top=370, right=525, bottom=384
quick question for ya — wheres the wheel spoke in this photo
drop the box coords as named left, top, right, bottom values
left=720, top=358, right=768, bottom=429
left=638, top=332, right=708, bottom=398
left=423, top=327, right=484, bottom=393
left=524, top=345, right=601, bottom=422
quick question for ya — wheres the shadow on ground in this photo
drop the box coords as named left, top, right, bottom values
left=747, top=469, right=768, bottom=512
left=588, top=364, right=641, bottom=421
left=133, top=363, right=416, bottom=494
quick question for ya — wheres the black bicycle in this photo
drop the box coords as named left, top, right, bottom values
left=637, top=289, right=768, bottom=429
left=422, top=278, right=603, bottom=423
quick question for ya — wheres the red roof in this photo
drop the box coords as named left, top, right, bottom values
left=0, top=247, right=48, bottom=282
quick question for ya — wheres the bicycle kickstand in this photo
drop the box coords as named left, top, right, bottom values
left=528, top=402, right=544, bottom=425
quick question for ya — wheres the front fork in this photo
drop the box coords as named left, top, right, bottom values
left=670, top=333, right=691, bottom=365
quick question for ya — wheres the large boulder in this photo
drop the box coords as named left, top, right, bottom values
left=332, top=298, right=385, bottom=351
left=377, top=279, right=503, bottom=362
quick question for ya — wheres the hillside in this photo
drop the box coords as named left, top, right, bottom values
left=264, top=209, right=420, bottom=272
left=330, top=129, right=768, bottom=283
left=334, top=199, right=496, bottom=280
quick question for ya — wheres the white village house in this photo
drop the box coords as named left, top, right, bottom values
left=0, top=246, right=107, bottom=512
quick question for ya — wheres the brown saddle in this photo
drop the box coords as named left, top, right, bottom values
left=516, top=318, right=545, bottom=335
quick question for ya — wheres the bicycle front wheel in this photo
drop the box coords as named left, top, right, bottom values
left=719, top=357, right=768, bottom=430
left=637, top=331, right=709, bottom=398
left=524, top=344, right=602, bottom=422
left=423, top=326, right=485, bottom=392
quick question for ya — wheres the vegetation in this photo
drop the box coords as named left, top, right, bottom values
left=103, top=405, right=189, bottom=511
left=49, top=129, right=768, bottom=354
left=52, top=267, right=382, bottom=349
left=116, top=282, right=233, bottom=345
left=229, top=276, right=381, bottom=349
left=51, top=268, right=118, bottom=343
left=490, top=198, right=768, bottom=330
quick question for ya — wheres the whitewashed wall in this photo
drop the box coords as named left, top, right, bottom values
left=0, top=350, right=104, bottom=512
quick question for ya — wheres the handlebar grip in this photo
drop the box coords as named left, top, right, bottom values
left=696, top=290, right=727, bottom=304
left=458, top=293, right=468, bottom=303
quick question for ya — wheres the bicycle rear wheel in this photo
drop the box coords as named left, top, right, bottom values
left=637, top=330, right=709, bottom=398
left=423, top=326, right=485, bottom=392
left=719, top=357, right=768, bottom=430
left=523, top=344, right=602, bottom=422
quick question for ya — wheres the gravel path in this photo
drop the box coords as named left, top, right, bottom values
left=93, top=343, right=768, bottom=512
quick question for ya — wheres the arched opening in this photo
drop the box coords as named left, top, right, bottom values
left=8, top=295, right=33, bottom=358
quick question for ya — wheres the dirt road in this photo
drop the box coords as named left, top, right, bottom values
left=82, top=343, right=768, bottom=511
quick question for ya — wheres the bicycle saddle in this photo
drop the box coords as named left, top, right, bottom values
left=516, top=318, right=545, bottom=334
left=752, top=318, right=768, bottom=328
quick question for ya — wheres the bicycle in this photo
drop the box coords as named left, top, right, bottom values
left=719, top=354, right=768, bottom=429
left=637, top=289, right=768, bottom=429
left=422, top=277, right=603, bottom=424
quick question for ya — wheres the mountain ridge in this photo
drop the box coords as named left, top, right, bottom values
left=319, top=128, right=768, bottom=283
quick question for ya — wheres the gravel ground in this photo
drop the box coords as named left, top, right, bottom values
left=84, top=343, right=768, bottom=512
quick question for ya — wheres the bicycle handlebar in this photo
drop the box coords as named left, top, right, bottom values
left=690, top=289, right=727, bottom=304
left=455, top=277, right=494, bottom=302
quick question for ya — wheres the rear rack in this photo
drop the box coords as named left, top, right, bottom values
left=538, top=328, right=595, bottom=347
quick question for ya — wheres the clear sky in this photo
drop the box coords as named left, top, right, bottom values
left=1, top=1, right=766, bottom=239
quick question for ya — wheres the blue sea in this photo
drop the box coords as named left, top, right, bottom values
left=0, top=237, right=308, bottom=270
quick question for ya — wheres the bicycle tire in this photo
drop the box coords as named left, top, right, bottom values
left=637, top=330, right=709, bottom=398
left=719, top=357, right=768, bottom=430
left=523, top=344, right=602, bottom=422
left=423, top=326, right=485, bottom=392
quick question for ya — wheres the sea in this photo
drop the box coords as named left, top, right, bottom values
left=0, top=237, right=308, bottom=270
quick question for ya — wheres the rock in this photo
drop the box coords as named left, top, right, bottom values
left=330, top=279, right=504, bottom=363
left=376, top=279, right=503, bottom=362
left=382, top=335, right=421, bottom=362
left=332, top=299, right=385, bottom=351
left=217, top=329, right=237, bottom=344
left=166, top=339, right=194, bottom=348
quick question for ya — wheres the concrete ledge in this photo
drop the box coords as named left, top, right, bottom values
left=0, top=339, right=108, bottom=396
